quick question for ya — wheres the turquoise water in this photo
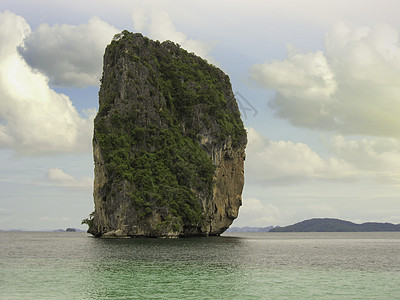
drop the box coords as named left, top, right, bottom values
left=1, top=231, right=400, bottom=299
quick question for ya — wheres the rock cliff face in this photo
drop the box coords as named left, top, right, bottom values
left=88, top=31, right=247, bottom=238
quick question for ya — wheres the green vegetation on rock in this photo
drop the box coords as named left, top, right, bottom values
left=89, top=31, right=247, bottom=237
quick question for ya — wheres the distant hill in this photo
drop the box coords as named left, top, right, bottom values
left=270, top=218, right=400, bottom=232
left=226, top=226, right=274, bottom=233
left=54, top=228, right=86, bottom=232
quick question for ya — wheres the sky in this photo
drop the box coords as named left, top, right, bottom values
left=1, top=0, right=400, bottom=230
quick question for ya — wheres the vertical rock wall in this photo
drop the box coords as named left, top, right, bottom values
left=88, top=31, right=247, bottom=238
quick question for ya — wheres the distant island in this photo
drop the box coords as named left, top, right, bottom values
left=270, top=218, right=400, bottom=232
left=54, top=228, right=86, bottom=232
left=225, top=226, right=274, bottom=233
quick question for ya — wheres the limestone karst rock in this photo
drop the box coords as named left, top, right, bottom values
left=88, top=31, right=247, bottom=237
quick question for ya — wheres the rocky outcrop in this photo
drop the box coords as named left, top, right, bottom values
left=88, top=31, right=247, bottom=238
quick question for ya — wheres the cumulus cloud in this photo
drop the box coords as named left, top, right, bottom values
left=132, top=10, right=214, bottom=61
left=236, top=196, right=339, bottom=227
left=0, top=208, right=13, bottom=217
left=19, top=16, right=119, bottom=87
left=0, top=11, right=95, bottom=154
left=250, top=22, right=400, bottom=137
left=245, top=127, right=400, bottom=186
left=235, top=197, right=282, bottom=227
left=39, top=216, right=70, bottom=222
left=245, top=127, right=355, bottom=184
left=329, top=135, right=400, bottom=185
left=46, top=168, right=92, bottom=187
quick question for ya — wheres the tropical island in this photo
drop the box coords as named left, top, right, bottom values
left=84, top=31, right=247, bottom=238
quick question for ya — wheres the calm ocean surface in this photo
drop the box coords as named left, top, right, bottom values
left=1, top=231, right=399, bottom=299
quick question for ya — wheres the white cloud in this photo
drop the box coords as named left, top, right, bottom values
left=329, top=135, right=400, bottom=185
left=132, top=10, right=214, bottom=62
left=234, top=197, right=282, bottom=227
left=0, top=208, right=13, bottom=217
left=46, top=168, right=92, bottom=187
left=39, top=216, right=70, bottom=223
left=19, top=16, right=119, bottom=87
left=306, top=204, right=338, bottom=219
left=0, top=11, right=95, bottom=155
left=245, top=127, right=400, bottom=186
left=250, top=22, right=400, bottom=137
left=245, top=127, right=355, bottom=184
left=252, top=46, right=337, bottom=101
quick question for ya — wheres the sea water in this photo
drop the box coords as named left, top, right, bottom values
left=1, top=231, right=399, bottom=299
